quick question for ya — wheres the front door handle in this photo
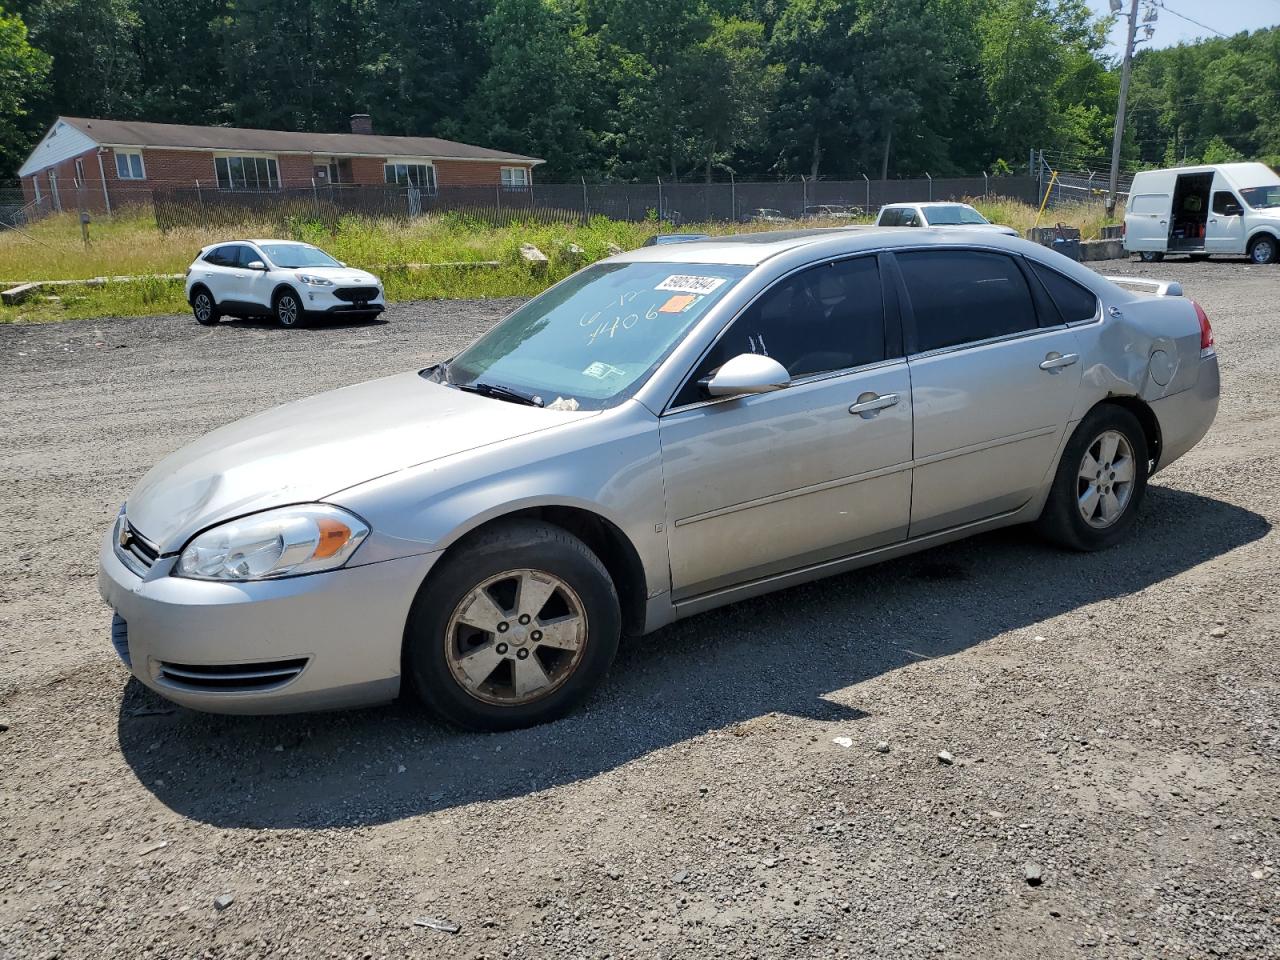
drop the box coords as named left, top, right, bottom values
left=849, top=392, right=900, bottom=416
left=1039, top=352, right=1079, bottom=372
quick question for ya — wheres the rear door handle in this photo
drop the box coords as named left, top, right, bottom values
left=1040, top=352, right=1079, bottom=372
left=849, top=392, right=900, bottom=416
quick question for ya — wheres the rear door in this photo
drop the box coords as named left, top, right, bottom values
left=895, top=248, right=1082, bottom=538
left=1125, top=192, right=1171, bottom=251
left=1206, top=179, right=1248, bottom=254
left=197, top=245, right=242, bottom=304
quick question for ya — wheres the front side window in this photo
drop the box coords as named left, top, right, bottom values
left=259, top=243, right=341, bottom=268
left=1212, top=191, right=1243, bottom=215
left=1029, top=261, right=1098, bottom=325
left=384, top=163, right=436, bottom=192
left=921, top=204, right=989, bottom=226
left=445, top=262, right=751, bottom=410
left=898, top=250, right=1037, bottom=353
left=214, top=155, right=280, bottom=191
left=674, top=256, right=887, bottom=407
left=115, top=150, right=145, bottom=180
left=901, top=209, right=921, bottom=226
left=501, top=166, right=530, bottom=189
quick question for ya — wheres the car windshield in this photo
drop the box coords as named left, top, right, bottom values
left=1240, top=185, right=1280, bottom=209
left=444, top=261, right=752, bottom=409
left=260, top=243, right=342, bottom=268
left=922, top=205, right=989, bottom=225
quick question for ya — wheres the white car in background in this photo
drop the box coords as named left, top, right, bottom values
left=876, top=202, right=1019, bottom=236
left=184, top=240, right=385, bottom=328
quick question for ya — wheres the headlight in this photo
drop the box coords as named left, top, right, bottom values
left=297, top=273, right=333, bottom=286
left=176, top=505, right=369, bottom=581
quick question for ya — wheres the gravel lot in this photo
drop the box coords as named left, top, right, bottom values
left=1, top=258, right=1277, bottom=959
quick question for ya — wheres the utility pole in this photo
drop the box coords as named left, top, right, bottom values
left=1106, top=0, right=1143, bottom=216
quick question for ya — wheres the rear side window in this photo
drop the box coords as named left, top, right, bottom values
left=1028, top=261, right=1098, bottom=324
left=898, top=250, right=1037, bottom=353
left=674, top=256, right=887, bottom=407
left=1129, top=194, right=1168, bottom=215
left=204, top=245, right=238, bottom=267
left=879, top=209, right=898, bottom=226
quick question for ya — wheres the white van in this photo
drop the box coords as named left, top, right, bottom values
left=1123, top=162, right=1280, bottom=264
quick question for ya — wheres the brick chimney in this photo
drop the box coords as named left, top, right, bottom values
left=350, top=114, right=373, bottom=135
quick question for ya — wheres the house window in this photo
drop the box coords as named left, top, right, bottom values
left=74, top=158, right=85, bottom=187
left=32, top=177, right=41, bottom=201
left=214, top=155, right=280, bottom=191
left=501, top=166, right=529, bottom=190
left=115, top=150, right=145, bottom=180
left=384, top=162, right=436, bottom=192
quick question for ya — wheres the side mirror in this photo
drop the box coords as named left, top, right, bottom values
left=1225, top=205, right=1242, bottom=217
left=246, top=260, right=267, bottom=271
left=705, top=353, right=791, bottom=398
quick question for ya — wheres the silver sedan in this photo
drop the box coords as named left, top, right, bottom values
left=99, top=228, right=1219, bottom=729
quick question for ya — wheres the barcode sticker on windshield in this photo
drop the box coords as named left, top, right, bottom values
left=656, top=275, right=727, bottom=295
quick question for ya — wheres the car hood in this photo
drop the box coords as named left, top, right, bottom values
left=290, top=267, right=380, bottom=285
left=929, top=222, right=1017, bottom=234
left=125, top=372, right=594, bottom=552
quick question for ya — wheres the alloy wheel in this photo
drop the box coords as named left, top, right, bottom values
left=1077, top=430, right=1136, bottom=529
left=194, top=294, right=211, bottom=322
left=279, top=296, right=299, bottom=326
left=445, top=568, right=588, bottom=706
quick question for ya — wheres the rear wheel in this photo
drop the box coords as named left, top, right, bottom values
left=1036, top=404, right=1149, bottom=551
left=1248, top=234, right=1277, bottom=265
left=1138, top=251, right=1164, bottom=263
left=275, top=289, right=305, bottom=328
left=191, top=288, right=219, bottom=326
left=404, top=520, right=621, bottom=730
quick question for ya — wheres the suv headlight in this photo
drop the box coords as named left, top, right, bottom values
left=297, top=273, right=334, bottom=286
left=176, top=505, right=369, bottom=581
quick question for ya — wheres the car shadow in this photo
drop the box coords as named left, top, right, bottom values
left=117, top=486, right=1269, bottom=829
left=222, top=315, right=389, bottom=331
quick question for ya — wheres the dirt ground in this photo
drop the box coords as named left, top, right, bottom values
left=1, top=257, right=1277, bottom=960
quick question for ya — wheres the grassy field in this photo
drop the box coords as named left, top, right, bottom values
left=0, top=196, right=1116, bottom=323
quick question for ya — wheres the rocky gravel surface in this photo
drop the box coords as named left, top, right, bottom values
left=1, top=259, right=1277, bottom=959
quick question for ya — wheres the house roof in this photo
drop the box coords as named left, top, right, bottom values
left=56, top=117, right=543, bottom=165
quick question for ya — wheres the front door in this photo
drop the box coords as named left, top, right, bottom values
left=1206, top=181, right=1248, bottom=254
left=894, top=248, right=1082, bottom=537
left=659, top=255, right=913, bottom=600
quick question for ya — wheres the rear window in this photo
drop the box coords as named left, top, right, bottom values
left=1029, top=261, right=1099, bottom=324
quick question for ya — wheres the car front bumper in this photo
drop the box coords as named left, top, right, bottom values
left=301, top=287, right=386, bottom=315
left=98, top=529, right=438, bottom=714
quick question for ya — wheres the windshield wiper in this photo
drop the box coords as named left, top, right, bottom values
left=455, top=381, right=545, bottom=407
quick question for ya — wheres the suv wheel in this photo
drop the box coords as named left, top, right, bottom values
left=191, top=288, right=220, bottom=326
left=404, top=520, right=621, bottom=731
left=1036, top=404, right=1149, bottom=551
left=275, top=290, right=305, bottom=328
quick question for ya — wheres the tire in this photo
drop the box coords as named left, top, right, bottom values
left=1138, top=251, right=1164, bottom=263
left=1036, top=404, right=1150, bottom=552
left=404, top=520, right=621, bottom=731
left=1248, top=234, right=1277, bottom=265
left=191, top=288, right=220, bottom=326
left=275, top=289, right=306, bottom=328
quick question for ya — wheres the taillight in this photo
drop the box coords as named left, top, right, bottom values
left=1191, top=300, right=1213, bottom=352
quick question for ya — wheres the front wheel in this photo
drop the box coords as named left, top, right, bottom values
left=275, top=290, right=305, bottom=328
left=1248, top=235, right=1277, bottom=265
left=404, top=520, right=621, bottom=730
left=1036, top=405, right=1149, bottom=551
left=1138, top=251, right=1164, bottom=263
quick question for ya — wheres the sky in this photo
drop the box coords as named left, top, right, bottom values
left=1086, top=0, right=1280, bottom=55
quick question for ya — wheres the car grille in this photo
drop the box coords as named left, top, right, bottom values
left=117, top=520, right=159, bottom=575
left=333, top=286, right=378, bottom=302
left=111, top=613, right=132, bottom=668
left=155, top=658, right=309, bottom=693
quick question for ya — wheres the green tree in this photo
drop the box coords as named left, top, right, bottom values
left=22, top=0, right=139, bottom=119
left=0, top=4, right=50, bottom=177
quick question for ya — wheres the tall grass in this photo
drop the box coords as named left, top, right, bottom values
left=0, top=198, right=1118, bottom=324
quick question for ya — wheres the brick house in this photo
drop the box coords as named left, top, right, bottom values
left=17, top=115, right=543, bottom=213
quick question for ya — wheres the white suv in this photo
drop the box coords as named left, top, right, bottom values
left=185, top=239, right=385, bottom=328
left=875, top=202, right=1018, bottom=236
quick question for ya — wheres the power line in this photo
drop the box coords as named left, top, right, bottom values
left=1152, top=2, right=1228, bottom=39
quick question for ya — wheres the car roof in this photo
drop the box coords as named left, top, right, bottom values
left=200, top=239, right=312, bottom=252
left=881, top=201, right=975, bottom=209
left=609, top=225, right=1028, bottom=266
